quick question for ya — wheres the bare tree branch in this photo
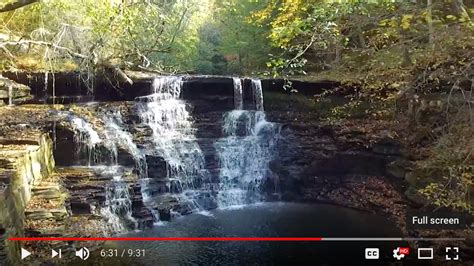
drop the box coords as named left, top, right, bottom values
left=0, top=40, right=87, bottom=59
left=0, top=0, right=39, bottom=13
left=111, top=66, right=133, bottom=85
left=0, top=46, right=16, bottom=59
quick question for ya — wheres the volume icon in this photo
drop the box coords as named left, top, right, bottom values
left=75, top=247, right=90, bottom=260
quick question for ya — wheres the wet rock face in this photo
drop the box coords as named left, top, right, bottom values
left=145, top=155, right=168, bottom=179
left=1, top=72, right=96, bottom=102
left=58, top=166, right=155, bottom=230
left=53, top=125, right=136, bottom=167
left=0, top=75, right=32, bottom=104
left=263, top=92, right=404, bottom=200
left=0, top=133, right=55, bottom=265
left=52, top=127, right=77, bottom=166
left=306, top=152, right=389, bottom=176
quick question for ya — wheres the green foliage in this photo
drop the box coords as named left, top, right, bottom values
left=418, top=121, right=473, bottom=214
left=1, top=0, right=473, bottom=77
left=0, top=0, right=207, bottom=73
left=191, top=0, right=271, bottom=75
left=251, top=0, right=473, bottom=79
left=193, top=22, right=226, bottom=74
left=0, top=0, right=275, bottom=75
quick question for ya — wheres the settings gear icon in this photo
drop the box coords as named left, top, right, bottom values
left=393, top=247, right=406, bottom=260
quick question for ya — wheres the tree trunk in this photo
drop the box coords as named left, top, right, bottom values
left=358, top=33, right=366, bottom=49
left=333, top=29, right=342, bottom=66
left=452, top=0, right=470, bottom=20
left=0, top=0, right=39, bottom=13
left=334, top=44, right=341, bottom=66
left=427, top=0, right=435, bottom=49
left=402, top=46, right=412, bottom=67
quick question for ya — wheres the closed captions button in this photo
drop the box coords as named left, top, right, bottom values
left=365, top=248, right=379, bottom=259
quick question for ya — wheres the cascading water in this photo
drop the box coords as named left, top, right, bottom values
left=233, top=77, right=243, bottom=110
left=251, top=79, right=264, bottom=111
left=101, top=110, right=163, bottom=222
left=135, top=77, right=207, bottom=212
left=65, top=114, right=138, bottom=233
left=99, top=166, right=138, bottom=233
left=103, top=110, right=148, bottom=178
left=69, top=116, right=105, bottom=165
left=214, top=79, right=280, bottom=208
left=60, top=76, right=279, bottom=231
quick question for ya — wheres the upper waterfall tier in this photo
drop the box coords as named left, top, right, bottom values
left=232, top=77, right=243, bottom=110
left=251, top=79, right=264, bottom=111
left=213, top=78, right=280, bottom=207
left=2, top=71, right=339, bottom=103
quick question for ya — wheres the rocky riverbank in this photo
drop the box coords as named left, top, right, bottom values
left=0, top=104, right=160, bottom=263
left=0, top=125, right=54, bottom=264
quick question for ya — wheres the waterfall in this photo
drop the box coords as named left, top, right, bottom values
left=136, top=76, right=207, bottom=209
left=251, top=79, right=264, bottom=111
left=233, top=77, right=243, bottom=110
left=58, top=76, right=279, bottom=230
left=99, top=166, right=138, bottom=233
left=66, top=114, right=138, bottom=233
left=69, top=116, right=106, bottom=165
left=215, top=79, right=279, bottom=208
left=103, top=110, right=148, bottom=178
left=101, top=110, right=161, bottom=222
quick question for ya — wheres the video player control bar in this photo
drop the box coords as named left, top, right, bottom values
left=8, top=237, right=467, bottom=241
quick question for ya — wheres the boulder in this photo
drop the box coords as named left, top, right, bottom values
left=158, top=208, right=171, bottom=221
left=0, top=75, right=31, bottom=104
left=194, top=192, right=218, bottom=210
left=172, top=202, right=194, bottom=216
left=386, top=159, right=412, bottom=179
left=405, top=169, right=436, bottom=188
left=404, top=187, right=428, bottom=207
left=372, top=137, right=403, bottom=156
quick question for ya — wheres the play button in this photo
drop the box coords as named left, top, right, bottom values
left=21, top=248, right=31, bottom=260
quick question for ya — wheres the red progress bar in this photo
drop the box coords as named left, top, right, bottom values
left=9, top=237, right=322, bottom=241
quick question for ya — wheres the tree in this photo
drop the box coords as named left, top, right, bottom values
left=0, top=0, right=38, bottom=13
left=212, top=0, right=271, bottom=74
left=0, top=0, right=209, bottom=81
left=427, top=0, right=434, bottom=49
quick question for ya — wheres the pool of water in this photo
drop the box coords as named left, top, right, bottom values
left=99, top=202, right=406, bottom=265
